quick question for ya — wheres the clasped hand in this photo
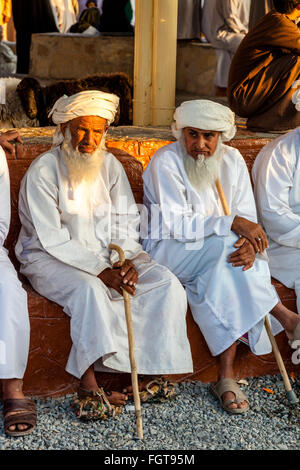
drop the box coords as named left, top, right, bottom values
left=98, top=259, right=138, bottom=296
left=229, top=216, right=269, bottom=271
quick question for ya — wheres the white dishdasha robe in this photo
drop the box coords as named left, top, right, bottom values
left=142, top=141, right=282, bottom=357
left=202, top=0, right=250, bottom=87
left=252, top=128, right=300, bottom=313
left=15, top=147, right=193, bottom=379
left=0, top=147, right=29, bottom=379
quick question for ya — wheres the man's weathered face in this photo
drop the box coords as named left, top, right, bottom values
left=62, top=115, right=108, bottom=154
left=183, top=127, right=220, bottom=160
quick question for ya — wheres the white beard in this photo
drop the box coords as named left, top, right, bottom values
left=181, top=136, right=224, bottom=193
left=61, top=126, right=106, bottom=186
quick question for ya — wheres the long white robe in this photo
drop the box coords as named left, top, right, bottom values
left=252, top=128, right=300, bottom=313
left=202, top=0, right=250, bottom=87
left=142, top=141, right=282, bottom=357
left=15, top=147, right=193, bottom=379
left=0, top=147, right=29, bottom=379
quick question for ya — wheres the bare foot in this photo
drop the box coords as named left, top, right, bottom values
left=221, top=390, right=248, bottom=411
left=122, top=375, right=157, bottom=396
left=80, top=366, right=128, bottom=406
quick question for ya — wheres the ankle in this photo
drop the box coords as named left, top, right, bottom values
left=2, top=379, right=24, bottom=400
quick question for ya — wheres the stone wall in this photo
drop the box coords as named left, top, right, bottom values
left=29, top=34, right=216, bottom=95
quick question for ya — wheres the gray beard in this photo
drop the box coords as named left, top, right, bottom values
left=180, top=136, right=224, bottom=193
left=61, top=126, right=105, bottom=186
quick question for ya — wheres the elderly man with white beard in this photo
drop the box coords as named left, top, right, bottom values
left=15, top=90, right=193, bottom=420
left=142, top=99, right=300, bottom=414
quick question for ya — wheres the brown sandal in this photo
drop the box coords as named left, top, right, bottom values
left=3, top=398, right=37, bottom=437
left=72, top=387, right=122, bottom=421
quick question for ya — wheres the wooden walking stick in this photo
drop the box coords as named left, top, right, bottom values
left=109, top=244, right=144, bottom=439
left=215, top=177, right=298, bottom=404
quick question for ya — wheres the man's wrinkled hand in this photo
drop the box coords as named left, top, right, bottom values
left=228, top=237, right=256, bottom=271
left=0, top=130, right=22, bottom=157
left=98, top=259, right=138, bottom=296
left=231, top=215, right=268, bottom=254
left=112, top=259, right=138, bottom=289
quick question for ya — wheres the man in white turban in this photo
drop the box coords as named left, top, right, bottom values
left=15, top=90, right=193, bottom=419
left=142, top=99, right=300, bottom=414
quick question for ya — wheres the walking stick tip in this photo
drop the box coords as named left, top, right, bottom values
left=286, top=390, right=299, bottom=404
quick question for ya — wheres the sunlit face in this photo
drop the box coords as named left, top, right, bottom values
left=61, top=115, right=108, bottom=154
left=183, top=127, right=220, bottom=160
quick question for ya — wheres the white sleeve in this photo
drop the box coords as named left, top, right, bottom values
left=231, top=154, right=258, bottom=223
left=24, top=169, right=110, bottom=275
left=217, top=0, right=248, bottom=34
left=109, top=159, right=145, bottom=264
left=253, top=144, right=300, bottom=248
left=143, top=153, right=234, bottom=243
left=0, top=147, right=10, bottom=246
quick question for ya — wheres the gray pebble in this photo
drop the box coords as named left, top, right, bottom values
left=1, top=374, right=300, bottom=450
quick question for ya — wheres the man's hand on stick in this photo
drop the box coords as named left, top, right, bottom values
left=228, top=237, right=256, bottom=271
left=231, top=216, right=268, bottom=254
left=98, top=260, right=138, bottom=296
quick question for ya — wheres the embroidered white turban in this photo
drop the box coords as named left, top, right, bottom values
left=48, top=90, right=120, bottom=146
left=172, top=99, right=236, bottom=142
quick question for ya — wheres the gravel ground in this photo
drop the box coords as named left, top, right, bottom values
left=1, top=374, right=300, bottom=451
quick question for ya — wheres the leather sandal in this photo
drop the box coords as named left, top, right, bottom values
left=72, top=386, right=122, bottom=420
left=4, top=398, right=37, bottom=437
left=210, top=378, right=249, bottom=415
left=139, top=378, right=177, bottom=403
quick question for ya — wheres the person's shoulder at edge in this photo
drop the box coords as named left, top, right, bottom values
left=0, top=145, right=7, bottom=175
left=252, top=127, right=300, bottom=176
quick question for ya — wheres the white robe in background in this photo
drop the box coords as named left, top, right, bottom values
left=202, top=0, right=250, bottom=87
left=50, top=0, right=77, bottom=33
left=252, top=128, right=300, bottom=313
left=15, top=147, right=193, bottom=379
left=0, top=147, right=29, bottom=379
left=142, top=141, right=282, bottom=357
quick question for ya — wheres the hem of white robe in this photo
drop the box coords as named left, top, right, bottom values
left=102, top=361, right=194, bottom=376
left=196, top=296, right=280, bottom=358
left=65, top=348, right=193, bottom=379
left=0, top=369, right=27, bottom=379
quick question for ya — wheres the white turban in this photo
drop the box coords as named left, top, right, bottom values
left=172, top=99, right=236, bottom=142
left=292, top=88, right=300, bottom=111
left=49, top=89, right=119, bottom=125
left=48, top=90, right=120, bottom=146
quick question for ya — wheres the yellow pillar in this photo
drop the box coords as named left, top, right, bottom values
left=151, top=0, right=178, bottom=126
left=133, top=0, right=154, bottom=126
